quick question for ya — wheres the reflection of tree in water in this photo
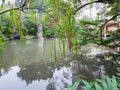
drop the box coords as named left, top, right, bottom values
left=17, top=60, right=71, bottom=85
left=17, top=60, right=73, bottom=90
left=0, top=46, right=17, bottom=77
left=16, top=52, right=120, bottom=90
left=95, top=52, right=120, bottom=77
left=71, top=53, right=120, bottom=83
left=45, top=53, right=119, bottom=90
left=17, top=62, right=53, bottom=85
left=71, top=60, right=104, bottom=83
left=0, top=66, right=11, bottom=77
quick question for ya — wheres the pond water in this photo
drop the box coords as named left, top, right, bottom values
left=0, top=39, right=119, bottom=90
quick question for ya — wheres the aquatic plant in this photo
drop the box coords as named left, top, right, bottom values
left=69, top=74, right=120, bottom=90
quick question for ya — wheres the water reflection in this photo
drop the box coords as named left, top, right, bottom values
left=71, top=60, right=106, bottom=82
left=0, top=66, right=49, bottom=90
left=17, top=62, right=53, bottom=85
left=46, top=66, right=72, bottom=90
left=0, top=39, right=119, bottom=90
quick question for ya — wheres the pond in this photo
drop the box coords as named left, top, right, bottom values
left=0, top=39, right=120, bottom=90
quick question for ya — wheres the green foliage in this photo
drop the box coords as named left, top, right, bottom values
left=0, top=15, right=12, bottom=38
left=43, top=27, right=57, bottom=37
left=0, top=0, right=45, bottom=40
left=24, top=20, right=37, bottom=36
left=69, top=74, right=120, bottom=90
left=75, top=19, right=104, bottom=46
left=79, top=20, right=103, bottom=26
left=0, top=31, right=4, bottom=52
left=0, top=0, right=119, bottom=51
left=107, top=0, right=120, bottom=16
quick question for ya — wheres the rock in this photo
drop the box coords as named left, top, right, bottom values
left=13, top=32, right=20, bottom=39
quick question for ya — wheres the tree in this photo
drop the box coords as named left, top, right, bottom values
left=44, top=0, right=120, bottom=50
left=0, top=0, right=120, bottom=50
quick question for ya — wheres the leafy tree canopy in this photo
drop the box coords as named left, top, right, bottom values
left=0, top=0, right=119, bottom=50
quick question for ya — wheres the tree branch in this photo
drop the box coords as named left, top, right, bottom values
left=0, top=0, right=56, bottom=23
left=75, top=0, right=104, bottom=14
left=20, top=0, right=29, bottom=8
left=0, top=0, right=29, bottom=15
left=23, top=7, right=57, bottom=22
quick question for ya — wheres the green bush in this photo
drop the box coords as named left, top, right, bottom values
left=0, top=16, right=12, bottom=38
left=24, top=20, right=38, bottom=36
left=43, top=27, right=57, bottom=37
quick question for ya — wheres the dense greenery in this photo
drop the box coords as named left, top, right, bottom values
left=0, top=0, right=119, bottom=45
left=24, top=20, right=38, bottom=36
left=0, top=0, right=119, bottom=59
left=44, top=0, right=120, bottom=50
left=0, top=15, right=12, bottom=38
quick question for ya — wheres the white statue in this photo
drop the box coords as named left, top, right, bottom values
left=37, top=24, right=43, bottom=40
left=37, top=24, right=44, bottom=51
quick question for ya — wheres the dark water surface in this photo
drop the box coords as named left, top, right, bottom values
left=0, top=39, right=119, bottom=90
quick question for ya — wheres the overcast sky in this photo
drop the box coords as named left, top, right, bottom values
left=75, top=0, right=106, bottom=20
left=0, top=0, right=15, bottom=5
